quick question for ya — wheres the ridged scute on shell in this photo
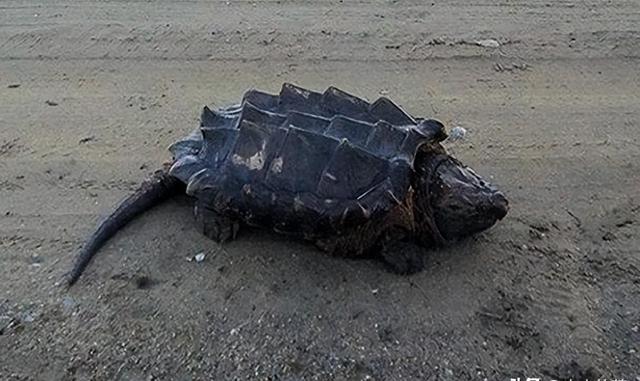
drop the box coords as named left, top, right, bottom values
left=169, top=83, right=446, bottom=236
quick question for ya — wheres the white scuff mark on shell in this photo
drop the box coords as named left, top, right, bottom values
left=231, top=150, right=265, bottom=171
left=386, top=190, right=402, bottom=205
left=297, top=88, right=311, bottom=99
left=185, top=168, right=212, bottom=196
left=357, top=202, right=370, bottom=218
left=340, top=207, right=350, bottom=223
left=293, top=195, right=304, bottom=212
left=271, top=156, right=283, bottom=174
left=324, top=172, right=337, bottom=181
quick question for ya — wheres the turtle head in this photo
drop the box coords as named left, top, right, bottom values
left=413, top=148, right=508, bottom=244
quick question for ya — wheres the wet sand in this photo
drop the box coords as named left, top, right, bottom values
left=1, top=1, right=639, bottom=379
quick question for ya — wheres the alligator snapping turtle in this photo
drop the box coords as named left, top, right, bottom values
left=68, top=83, right=508, bottom=285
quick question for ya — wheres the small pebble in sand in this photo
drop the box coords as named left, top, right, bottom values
left=475, top=39, right=500, bottom=48
left=194, top=253, right=206, bottom=263
left=448, top=126, right=467, bottom=142
left=62, top=296, right=76, bottom=311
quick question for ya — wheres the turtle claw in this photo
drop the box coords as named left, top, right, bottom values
left=194, top=202, right=240, bottom=243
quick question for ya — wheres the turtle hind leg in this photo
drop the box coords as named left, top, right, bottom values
left=194, top=202, right=240, bottom=243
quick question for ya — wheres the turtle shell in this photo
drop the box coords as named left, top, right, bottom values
left=169, top=83, right=446, bottom=236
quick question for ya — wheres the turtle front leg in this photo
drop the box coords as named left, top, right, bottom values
left=378, top=228, right=425, bottom=274
left=315, top=224, right=425, bottom=275
left=379, top=241, right=425, bottom=274
left=194, top=201, right=240, bottom=243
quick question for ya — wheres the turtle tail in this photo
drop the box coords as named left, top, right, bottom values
left=67, top=169, right=184, bottom=286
